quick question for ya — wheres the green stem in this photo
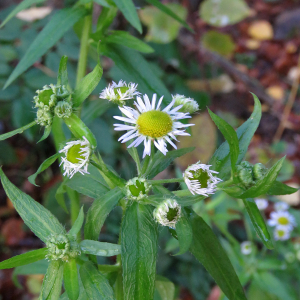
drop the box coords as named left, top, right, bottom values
left=217, top=178, right=234, bottom=189
left=148, top=178, right=184, bottom=185
left=67, top=187, right=80, bottom=224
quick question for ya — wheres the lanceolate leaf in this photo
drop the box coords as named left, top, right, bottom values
left=57, top=55, right=69, bottom=87
left=208, top=108, right=239, bottom=172
left=64, top=259, right=79, bottom=300
left=46, top=263, right=64, bottom=300
left=0, top=0, right=46, bottom=29
left=28, top=153, right=61, bottom=186
left=73, top=64, right=103, bottom=107
left=69, top=206, right=84, bottom=238
left=0, top=121, right=37, bottom=141
left=242, top=198, right=273, bottom=249
left=267, top=181, right=299, bottom=195
left=190, top=214, right=247, bottom=300
left=80, top=261, right=115, bottom=300
left=0, top=248, right=47, bottom=270
left=209, top=93, right=261, bottom=180
left=175, top=209, right=193, bottom=255
left=37, top=125, right=52, bottom=143
left=4, top=8, right=87, bottom=88
left=121, top=202, right=158, bottom=300
left=112, top=0, right=142, bottom=33
left=0, top=168, right=65, bottom=242
left=80, top=240, right=121, bottom=256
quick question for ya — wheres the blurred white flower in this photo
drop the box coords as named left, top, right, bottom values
left=274, top=202, right=289, bottom=212
left=241, top=241, right=252, bottom=255
left=268, top=211, right=296, bottom=231
left=274, top=226, right=291, bottom=241
left=16, top=7, right=52, bottom=22
left=255, top=198, right=268, bottom=211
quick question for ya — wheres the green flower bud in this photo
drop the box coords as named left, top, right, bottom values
left=172, top=94, right=199, bottom=114
left=34, top=84, right=58, bottom=109
left=36, top=107, right=53, bottom=127
left=253, top=163, right=267, bottom=181
left=153, top=199, right=181, bottom=228
left=236, top=161, right=255, bottom=188
left=125, top=177, right=151, bottom=201
left=54, top=100, right=73, bottom=118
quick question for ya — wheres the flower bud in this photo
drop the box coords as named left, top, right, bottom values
left=125, top=177, right=151, bottom=201
left=253, top=163, right=267, bottom=180
left=236, top=161, right=255, bottom=188
left=54, top=100, right=73, bottom=118
left=36, top=107, right=53, bottom=127
left=153, top=199, right=181, bottom=228
left=172, top=94, right=199, bottom=114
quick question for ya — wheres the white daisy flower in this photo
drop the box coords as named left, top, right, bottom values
left=153, top=199, right=181, bottom=228
left=183, top=161, right=222, bottom=196
left=274, top=202, right=289, bottom=212
left=172, top=94, right=199, bottom=114
left=59, top=136, right=91, bottom=178
left=255, top=198, right=268, bottom=211
left=274, top=226, right=291, bottom=241
left=240, top=241, right=252, bottom=255
left=99, top=80, right=140, bottom=104
left=268, top=211, right=296, bottom=231
left=113, top=94, right=193, bottom=158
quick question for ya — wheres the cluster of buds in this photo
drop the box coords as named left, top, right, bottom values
left=34, top=84, right=72, bottom=127
left=45, top=233, right=81, bottom=262
left=125, top=177, right=152, bottom=201
left=172, top=94, right=199, bottom=114
left=153, top=199, right=181, bottom=228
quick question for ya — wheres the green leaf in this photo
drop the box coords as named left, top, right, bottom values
left=64, top=259, right=79, bottom=300
left=209, top=93, right=261, bottom=179
left=106, top=31, right=154, bottom=53
left=0, top=0, right=46, bottom=29
left=112, top=0, right=142, bottom=33
left=28, top=153, right=61, bottom=187
left=46, top=263, right=64, bottom=300
left=37, top=125, right=52, bottom=143
left=239, top=157, right=286, bottom=199
left=155, top=275, right=175, bottom=300
left=144, top=147, right=195, bottom=179
left=104, top=45, right=170, bottom=100
left=80, top=240, right=121, bottom=256
left=242, top=198, right=273, bottom=249
left=145, top=0, right=192, bottom=32
left=73, top=64, right=103, bottom=107
left=0, top=168, right=65, bottom=242
left=267, top=181, right=299, bottom=195
left=208, top=108, right=239, bottom=172
left=84, top=187, right=124, bottom=241
left=190, top=214, right=247, bottom=300
left=0, top=248, right=47, bottom=270
left=57, top=56, right=69, bottom=87
left=80, top=261, right=115, bottom=300
left=69, top=206, right=84, bottom=238
left=175, top=209, right=193, bottom=255
left=55, top=182, right=69, bottom=213
left=4, top=8, right=86, bottom=88
left=121, top=202, right=158, bottom=300
left=0, top=121, right=37, bottom=141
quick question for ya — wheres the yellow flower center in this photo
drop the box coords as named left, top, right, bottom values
left=191, top=169, right=210, bottom=188
left=67, top=144, right=85, bottom=164
left=114, top=87, right=129, bottom=99
left=277, top=230, right=285, bottom=237
left=278, top=216, right=289, bottom=225
left=136, top=110, right=173, bottom=138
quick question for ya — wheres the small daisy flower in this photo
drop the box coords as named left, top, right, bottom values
left=100, top=80, right=140, bottom=104
left=268, top=211, right=296, bottom=231
left=114, top=94, right=193, bottom=158
left=59, top=137, right=91, bottom=178
left=274, top=202, right=289, bottom=212
left=125, top=177, right=151, bottom=201
left=172, top=94, right=199, bottom=114
left=255, top=198, right=268, bottom=211
left=274, top=226, right=291, bottom=241
left=153, top=199, right=181, bottom=228
left=240, top=241, right=252, bottom=255
left=183, top=161, right=222, bottom=196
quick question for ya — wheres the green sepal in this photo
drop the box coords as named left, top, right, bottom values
left=0, top=248, right=47, bottom=270
left=121, top=202, right=158, bottom=300
left=28, top=153, right=61, bottom=186
left=190, top=214, right=247, bottom=300
left=0, top=121, right=37, bottom=141
left=57, top=56, right=69, bottom=87
left=63, top=113, right=97, bottom=149
left=0, top=168, right=65, bottom=242
left=174, top=209, right=193, bottom=256
left=208, top=108, right=239, bottom=172
left=73, top=64, right=103, bottom=107
left=80, top=261, right=116, bottom=300
left=79, top=240, right=121, bottom=256
left=37, top=125, right=52, bottom=143
left=267, top=181, right=299, bottom=195
left=63, top=259, right=79, bottom=300
left=68, top=206, right=84, bottom=238
left=242, top=198, right=273, bottom=249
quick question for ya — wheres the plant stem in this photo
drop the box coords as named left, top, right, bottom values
left=217, top=178, right=234, bottom=189
left=67, top=188, right=80, bottom=224
left=148, top=178, right=184, bottom=185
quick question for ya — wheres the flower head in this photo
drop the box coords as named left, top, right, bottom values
left=100, top=80, right=140, bottom=105
left=172, top=94, right=199, bottom=114
left=59, top=137, right=91, bottom=178
left=125, top=177, right=151, bottom=201
left=274, top=226, right=291, bottom=241
left=240, top=241, right=252, bottom=255
left=114, top=94, right=193, bottom=157
left=255, top=198, right=268, bottom=211
left=183, top=161, right=222, bottom=196
left=274, top=202, right=289, bottom=212
left=153, top=199, right=181, bottom=228
left=268, top=211, right=296, bottom=231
